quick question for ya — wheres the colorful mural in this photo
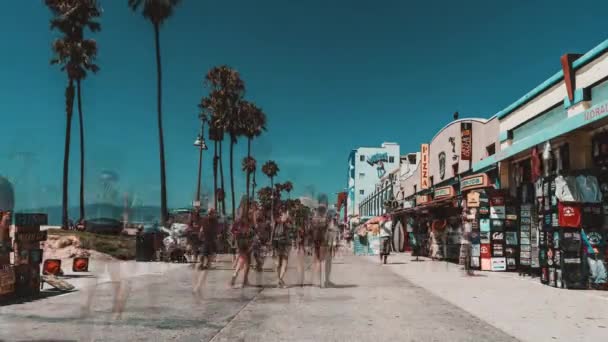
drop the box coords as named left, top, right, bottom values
left=367, top=152, right=388, bottom=178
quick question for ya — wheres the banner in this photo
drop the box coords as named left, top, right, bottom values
left=420, top=144, right=430, bottom=189
left=461, top=122, right=472, bottom=161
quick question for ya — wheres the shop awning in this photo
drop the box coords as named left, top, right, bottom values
left=417, top=196, right=456, bottom=209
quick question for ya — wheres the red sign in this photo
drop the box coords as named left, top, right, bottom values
left=420, top=144, right=430, bottom=189
left=461, top=122, right=472, bottom=161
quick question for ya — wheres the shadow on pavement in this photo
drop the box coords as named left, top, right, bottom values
left=61, top=274, right=95, bottom=279
left=0, top=291, right=68, bottom=306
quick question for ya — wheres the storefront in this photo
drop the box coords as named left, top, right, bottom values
left=481, top=40, right=608, bottom=288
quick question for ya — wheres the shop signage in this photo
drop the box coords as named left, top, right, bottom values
left=416, top=194, right=431, bottom=205
left=583, top=101, right=608, bottom=122
left=461, top=122, right=472, bottom=161
left=434, top=186, right=454, bottom=199
left=466, top=192, right=480, bottom=207
left=0, top=265, right=15, bottom=296
left=460, top=174, right=489, bottom=191
left=403, top=200, right=414, bottom=209
left=420, top=144, right=430, bottom=189
left=15, top=231, right=47, bottom=242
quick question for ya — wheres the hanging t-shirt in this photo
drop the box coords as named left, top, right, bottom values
left=558, top=202, right=582, bottom=228
left=576, top=175, right=602, bottom=203
left=480, top=218, right=491, bottom=232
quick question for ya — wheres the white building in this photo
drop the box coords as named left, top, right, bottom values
left=346, top=142, right=400, bottom=217
left=359, top=152, right=420, bottom=217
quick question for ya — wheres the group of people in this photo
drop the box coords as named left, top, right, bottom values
left=191, top=198, right=340, bottom=297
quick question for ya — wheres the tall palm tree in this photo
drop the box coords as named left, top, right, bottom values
left=242, top=156, right=256, bottom=213
left=283, top=181, right=293, bottom=199
left=46, top=0, right=101, bottom=229
left=262, top=160, right=279, bottom=224
left=129, top=0, right=181, bottom=225
left=204, top=66, right=245, bottom=220
left=241, top=102, right=266, bottom=203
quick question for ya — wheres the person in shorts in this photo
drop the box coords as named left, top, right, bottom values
left=272, top=209, right=292, bottom=288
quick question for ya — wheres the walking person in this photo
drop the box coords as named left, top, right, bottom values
left=192, top=209, right=218, bottom=298
left=379, top=217, right=392, bottom=264
left=230, top=199, right=253, bottom=288
left=295, top=219, right=307, bottom=286
left=272, top=209, right=292, bottom=288
left=311, top=197, right=333, bottom=288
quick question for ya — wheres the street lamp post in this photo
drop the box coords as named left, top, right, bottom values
left=194, top=122, right=208, bottom=210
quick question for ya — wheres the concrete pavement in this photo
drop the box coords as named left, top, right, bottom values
left=0, top=252, right=517, bottom=342
left=376, top=253, right=608, bottom=342
left=3, top=250, right=601, bottom=341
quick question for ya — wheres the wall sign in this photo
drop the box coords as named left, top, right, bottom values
left=461, top=122, right=473, bottom=161
left=420, top=144, right=430, bottom=189
left=460, top=174, right=489, bottom=191
left=434, top=186, right=454, bottom=199
left=416, top=194, right=431, bottom=205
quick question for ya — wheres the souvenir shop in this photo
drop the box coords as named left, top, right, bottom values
left=460, top=170, right=519, bottom=272
left=504, top=122, right=608, bottom=289
left=414, top=186, right=463, bottom=262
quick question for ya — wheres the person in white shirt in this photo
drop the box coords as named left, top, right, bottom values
left=379, top=218, right=392, bottom=264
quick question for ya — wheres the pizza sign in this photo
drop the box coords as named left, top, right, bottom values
left=420, top=144, right=430, bottom=189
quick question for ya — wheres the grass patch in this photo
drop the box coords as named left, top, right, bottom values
left=47, top=229, right=136, bottom=260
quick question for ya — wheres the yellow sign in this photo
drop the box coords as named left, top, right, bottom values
left=420, top=144, right=430, bottom=189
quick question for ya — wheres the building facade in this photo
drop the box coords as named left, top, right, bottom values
left=347, top=142, right=400, bottom=217
left=359, top=153, right=420, bottom=217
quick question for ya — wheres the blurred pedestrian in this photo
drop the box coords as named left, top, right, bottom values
left=272, top=209, right=292, bottom=288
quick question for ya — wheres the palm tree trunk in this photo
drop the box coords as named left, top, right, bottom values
left=62, top=79, right=75, bottom=229
left=213, top=140, right=218, bottom=210
left=270, top=176, right=274, bottom=228
left=77, top=79, right=85, bottom=223
left=245, top=138, right=251, bottom=215
left=252, top=170, right=257, bottom=202
left=230, top=136, right=236, bottom=221
left=154, top=23, right=168, bottom=225
left=219, top=139, right=226, bottom=216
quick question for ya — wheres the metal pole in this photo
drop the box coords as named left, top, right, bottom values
left=196, top=145, right=203, bottom=203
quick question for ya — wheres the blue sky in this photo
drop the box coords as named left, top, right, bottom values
left=1, top=0, right=608, bottom=210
